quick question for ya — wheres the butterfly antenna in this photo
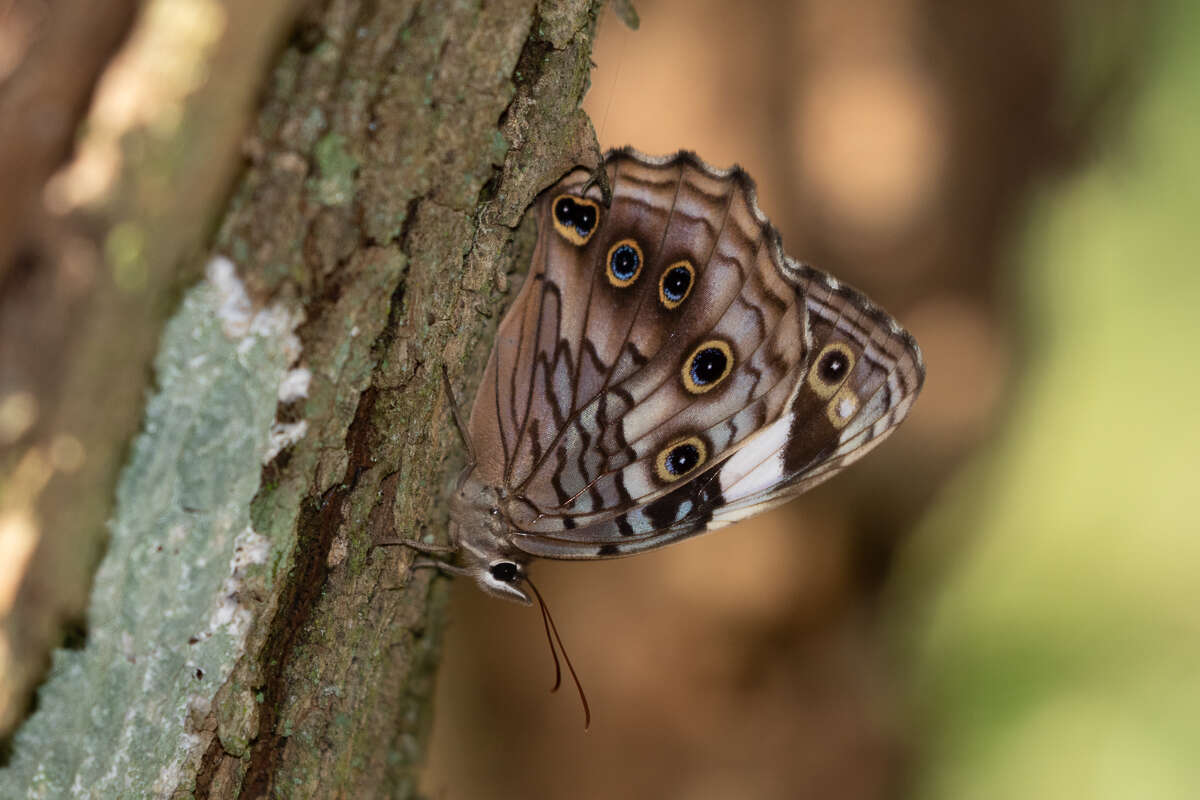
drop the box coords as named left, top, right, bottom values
left=534, top=581, right=563, bottom=692
left=440, top=364, right=476, bottom=465
left=525, top=576, right=591, bottom=729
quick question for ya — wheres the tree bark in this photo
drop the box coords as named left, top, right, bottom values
left=0, top=0, right=605, bottom=795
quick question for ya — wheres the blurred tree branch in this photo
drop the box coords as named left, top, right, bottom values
left=0, top=0, right=606, bottom=795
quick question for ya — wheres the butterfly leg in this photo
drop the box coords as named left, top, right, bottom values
left=410, top=558, right=471, bottom=577
left=440, top=364, right=476, bottom=466
left=578, top=147, right=612, bottom=207
left=376, top=540, right=468, bottom=581
left=380, top=556, right=467, bottom=592
left=373, top=537, right=456, bottom=556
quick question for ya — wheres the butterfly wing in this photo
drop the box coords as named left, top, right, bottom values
left=467, top=149, right=923, bottom=560
left=698, top=266, right=925, bottom=526
left=513, top=266, right=925, bottom=559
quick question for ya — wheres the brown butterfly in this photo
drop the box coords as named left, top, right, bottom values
left=395, top=149, right=924, bottom=723
left=419, top=148, right=924, bottom=608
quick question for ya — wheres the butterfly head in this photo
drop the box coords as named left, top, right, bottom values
left=450, top=475, right=533, bottom=604
left=452, top=537, right=531, bottom=604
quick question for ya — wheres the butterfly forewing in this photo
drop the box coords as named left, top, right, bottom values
left=465, top=149, right=923, bottom=561
left=519, top=153, right=806, bottom=526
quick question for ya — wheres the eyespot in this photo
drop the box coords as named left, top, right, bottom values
left=489, top=561, right=519, bottom=583
left=606, top=239, right=643, bottom=287
left=551, top=195, right=600, bottom=246
left=658, top=261, right=695, bottom=309
left=681, top=339, right=734, bottom=394
left=655, top=436, right=708, bottom=482
left=807, top=342, right=855, bottom=398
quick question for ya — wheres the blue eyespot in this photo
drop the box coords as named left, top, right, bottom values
left=691, top=347, right=727, bottom=385
left=611, top=245, right=638, bottom=279
left=655, top=435, right=709, bottom=481
left=605, top=239, right=643, bottom=287
left=664, top=443, right=700, bottom=475
left=551, top=195, right=600, bottom=245
left=682, top=340, right=734, bottom=394
left=659, top=261, right=695, bottom=308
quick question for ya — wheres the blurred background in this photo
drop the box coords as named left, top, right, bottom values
left=424, top=1, right=1200, bottom=798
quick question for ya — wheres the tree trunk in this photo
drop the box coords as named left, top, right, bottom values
left=0, top=0, right=606, bottom=795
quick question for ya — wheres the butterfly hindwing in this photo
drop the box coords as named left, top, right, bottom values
left=704, top=267, right=925, bottom=528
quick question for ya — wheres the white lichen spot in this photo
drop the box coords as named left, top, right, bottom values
left=206, top=256, right=304, bottom=364
left=263, top=421, right=308, bottom=464
left=278, top=367, right=311, bottom=402
left=248, top=303, right=302, bottom=351
left=205, top=527, right=269, bottom=643
left=230, top=526, right=269, bottom=571
left=211, top=594, right=249, bottom=639
left=207, top=256, right=254, bottom=337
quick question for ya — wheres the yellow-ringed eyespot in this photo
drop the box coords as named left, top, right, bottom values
left=551, top=194, right=600, bottom=246
left=807, top=342, right=855, bottom=398
left=826, top=384, right=860, bottom=429
left=655, top=436, right=708, bottom=482
left=606, top=239, right=643, bottom=288
left=681, top=339, right=734, bottom=394
left=658, top=260, right=695, bottom=309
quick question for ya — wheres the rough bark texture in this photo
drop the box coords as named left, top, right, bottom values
left=0, top=0, right=605, bottom=796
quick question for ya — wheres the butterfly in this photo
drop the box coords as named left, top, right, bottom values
left=421, top=148, right=924, bottom=607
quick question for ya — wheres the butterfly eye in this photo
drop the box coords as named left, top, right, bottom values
left=489, top=561, right=519, bottom=583
left=605, top=239, right=643, bottom=287
left=808, top=342, right=856, bottom=398
left=681, top=340, right=734, bottom=394
left=551, top=195, right=600, bottom=246
left=655, top=436, right=708, bottom=482
left=658, top=261, right=695, bottom=309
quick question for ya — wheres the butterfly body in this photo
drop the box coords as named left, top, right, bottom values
left=446, top=149, right=924, bottom=603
